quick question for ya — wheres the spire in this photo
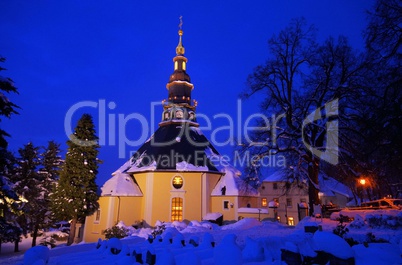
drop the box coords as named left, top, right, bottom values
left=160, top=16, right=198, bottom=127
left=176, top=16, right=185, bottom=55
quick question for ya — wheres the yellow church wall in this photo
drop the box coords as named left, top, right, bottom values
left=132, top=171, right=222, bottom=226
left=83, top=196, right=143, bottom=243
left=83, top=196, right=114, bottom=242
left=116, top=197, right=143, bottom=226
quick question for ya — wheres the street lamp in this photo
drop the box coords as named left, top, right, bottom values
left=359, top=178, right=366, bottom=205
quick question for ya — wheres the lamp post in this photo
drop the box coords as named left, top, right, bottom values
left=359, top=178, right=366, bottom=205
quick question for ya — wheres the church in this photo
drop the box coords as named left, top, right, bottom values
left=83, top=21, right=262, bottom=242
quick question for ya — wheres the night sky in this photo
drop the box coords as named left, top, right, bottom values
left=0, top=0, right=373, bottom=186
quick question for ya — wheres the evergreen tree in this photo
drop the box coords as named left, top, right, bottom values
left=31, top=141, right=62, bottom=247
left=12, top=142, right=41, bottom=251
left=40, top=140, right=62, bottom=215
left=0, top=56, right=20, bottom=149
left=51, top=114, right=101, bottom=246
left=0, top=149, right=22, bottom=253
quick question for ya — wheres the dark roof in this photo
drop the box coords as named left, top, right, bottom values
left=124, top=123, right=220, bottom=173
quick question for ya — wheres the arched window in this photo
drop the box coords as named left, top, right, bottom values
left=188, top=111, right=195, bottom=120
left=175, top=109, right=184, bottom=119
left=171, top=197, right=183, bottom=221
left=163, top=111, right=170, bottom=121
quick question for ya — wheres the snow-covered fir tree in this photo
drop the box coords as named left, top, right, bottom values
left=51, top=114, right=101, bottom=246
left=11, top=143, right=42, bottom=251
left=0, top=148, right=23, bottom=253
left=0, top=56, right=19, bottom=149
left=35, top=141, right=62, bottom=245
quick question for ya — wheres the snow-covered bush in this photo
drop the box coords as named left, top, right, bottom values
left=151, top=221, right=166, bottom=238
left=24, top=245, right=49, bottom=265
left=348, top=214, right=366, bottom=229
left=333, top=217, right=358, bottom=246
left=103, top=225, right=129, bottom=239
left=366, top=214, right=402, bottom=229
left=242, top=237, right=264, bottom=262
left=107, top=237, right=122, bottom=255
left=39, top=234, right=56, bottom=248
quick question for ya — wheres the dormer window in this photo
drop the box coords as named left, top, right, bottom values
left=163, top=112, right=170, bottom=121
left=189, top=111, right=195, bottom=120
left=175, top=109, right=184, bottom=119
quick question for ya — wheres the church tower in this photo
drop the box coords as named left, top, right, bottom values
left=161, top=18, right=198, bottom=126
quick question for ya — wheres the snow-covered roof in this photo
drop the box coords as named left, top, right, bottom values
left=101, top=172, right=143, bottom=196
left=319, top=174, right=353, bottom=198
left=261, top=170, right=289, bottom=182
left=114, top=124, right=221, bottom=174
left=261, top=170, right=353, bottom=198
left=211, top=166, right=259, bottom=197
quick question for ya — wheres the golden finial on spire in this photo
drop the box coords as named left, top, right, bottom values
left=176, top=16, right=185, bottom=55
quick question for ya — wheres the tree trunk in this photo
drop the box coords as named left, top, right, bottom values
left=308, top=158, right=320, bottom=216
left=67, top=218, right=77, bottom=246
left=14, top=238, right=19, bottom=252
left=31, top=224, right=38, bottom=247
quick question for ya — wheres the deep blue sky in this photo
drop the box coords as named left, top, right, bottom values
left=1, top=0, right=373, bottom=186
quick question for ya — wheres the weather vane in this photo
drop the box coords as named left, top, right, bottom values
left=179, top=16, right=183, bottom=30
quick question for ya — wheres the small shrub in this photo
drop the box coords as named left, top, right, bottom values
left=51, top=232, right=69, bottom=241
left=364, top=232, right=388, bottom=245
left=103, top=225, right=129, bottom=239
left=151, top=222, right=166, bottom=238
left=333, top=215, right=358, bottom=246
left=333, top=216, right=349, bottom=238
left=39, top=235, right=56, bottom=248
left=366, top=214, right=401, bottom=229
left=132, top=220, right=144, bottom=229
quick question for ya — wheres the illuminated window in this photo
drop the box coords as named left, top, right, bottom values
left=286, top=198, right=292, bottom=207
left=288, top=217, right=294, bottom=226
left=172, top=176, right=183, bottom=189
left=174, top=61, right=178, bottom=70
left=176, top=110, right=184, bottom=119
left=171, top=197, right=183, bottom=221
left=261, top=198, right=267, bottom=207
left=94, top=209, right=100, bottom=224
left=182, top=61, right=186, bottom=71
left=223, top=200, right=229, bottom=210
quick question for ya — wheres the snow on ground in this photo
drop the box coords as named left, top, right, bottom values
left=0, top=216, right=401, bottom=265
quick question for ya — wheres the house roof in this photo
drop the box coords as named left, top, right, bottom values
left=211, top=164, right=259, bottom=197
left=261, top=170, right=353, bottom=198
left=101, top=172, right=143, bottom=196
left=114, top=124, right=221, bottom=174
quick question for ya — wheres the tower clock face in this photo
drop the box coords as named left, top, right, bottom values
left=172, top=176, right=183, bottom=189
